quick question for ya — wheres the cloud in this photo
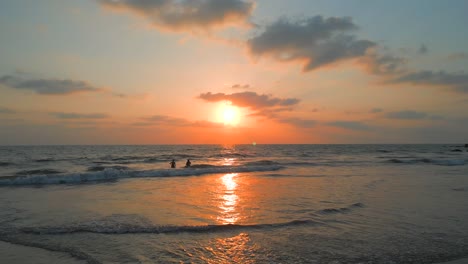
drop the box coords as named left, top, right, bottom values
left=97, top=0, right=254, bottom=32
left=51, top=112, right=110, bottom=119
left=278, top=117, right=316, bottom=128
left=384, top=110, right=428, bottom=120
left=370, top=108, right=383, bottom=113
left=389, top=70, right=468, bottom=93
left=359, top=51, right=407, bottom=75
left=0, top=106, right=16, bottom=114
left=418, top=44, right=428, bottom=54
left=231, top=84, right=250, bottom=89
left=0, top=75, right=102, bottom=95
left=138, top=115, right=222, bottom=127
left=429, top=115, right=444, bottom=120
left=247, top=16, right=376, bottom=71
left=447, top=52, right=468, bottom=61
left=327, top=121, right=372, bottom=131
left=247, top=107, right=294, bottom=118
left=198, top=91, right=299, bottom=109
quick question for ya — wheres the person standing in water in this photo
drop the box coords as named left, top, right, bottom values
left=170, top=159, right=176, bottom=168
left=185, top=159, right=191, bottom=167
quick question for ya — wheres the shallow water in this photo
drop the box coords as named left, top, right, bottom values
left=1, top=145, right=468, bottom=263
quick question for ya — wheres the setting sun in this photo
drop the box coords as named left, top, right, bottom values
left=220, top=103, right=240, bottom=126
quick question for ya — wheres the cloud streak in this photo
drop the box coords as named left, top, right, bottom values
left=0, top=75, right=102, bottom=95
left=389, top=70, right=468, bottom=93
left=198, top=91, right=299, bottom=109
left=97, top=0, right=254, bottom=32
left=137, top=115, right=222, bottom=128
left=384, top=110, right=428, bottom=120
left=247, top=16, right=376, bottom=71
left=277, top=117, right=316, bottom=128
left=51, top=112, right=110, bottom=119
left=327, top=121, right=372, bottom=131
left=231, top=84, right=250, bottom=89
left=359, top=51, right=407, bottom=75
left=0, top=106, right=16, bottom=114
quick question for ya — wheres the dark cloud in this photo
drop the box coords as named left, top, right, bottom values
left=98, top=0, right=254, bottom=32
left=360, top=51, right=407, bottom=75
left=247, top=16, right=376, bottom=71
left=385, top=110, right=428, bottom=120
left=139, top=115, right=222, bottom=127
left=0, top=106, right=16, bottom=114
left=418, top=44, right=428, bottom=54
left=231, top=84, right=250, bottom=89
left=198, top=91, right=299, bottom=109
left=278, top=117, right=316, bottom=128
left=0, top=75, right=101, bottom=95
left=143, top=115, right=190, bottom=126
left=51, top=112, right=110, bottom=119
left=389, top=70, right=468, bottom=93
left=370, top=108, right=383, bottom=113
left=429, top=115, right=445, bottom=120
left=327, top=121, right=372, bottom=131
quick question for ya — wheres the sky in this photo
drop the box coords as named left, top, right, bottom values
left=0, top=0, right=467, bottom=145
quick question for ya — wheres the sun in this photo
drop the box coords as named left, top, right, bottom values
left=220, top=103, right=240, bottom=126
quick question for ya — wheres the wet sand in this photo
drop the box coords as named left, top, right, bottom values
left=0, top=241, right=85, bottom=264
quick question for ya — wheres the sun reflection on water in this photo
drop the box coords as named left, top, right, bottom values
left=217, top=173, right=239, bottom=224
left=222, top=157, right=235, bottom=166
left=201, top=233, right=255, bottom=264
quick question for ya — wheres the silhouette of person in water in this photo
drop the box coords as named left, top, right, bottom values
left=185, top=159, right=191, bottom=167
left=170, top=159, right=176, bottom=168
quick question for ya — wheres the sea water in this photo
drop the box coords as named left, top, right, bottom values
left=0, top=144, right=467, bottom=263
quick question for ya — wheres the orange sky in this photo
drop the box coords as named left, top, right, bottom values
left=0, top=1, right=467, bottom=144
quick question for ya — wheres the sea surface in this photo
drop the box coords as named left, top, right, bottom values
left=0, top=144, right=467, bottom=263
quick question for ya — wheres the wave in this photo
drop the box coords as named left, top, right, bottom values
left=377, top=149, right=392, bottom=153
left=283, top=161, right=319, bottom=166
left=210, top=153, right=251, bottom=158
left=318, top=203, right=364, bottom=215
left=86, top=165, right=130, bottom=172
left=15, top=169, right=63, bottom=176
left=190, top=164, right=216, bottom=168
left=244, top=160, right=279, bottom=166
left=96, top=154, right=202, bottom=164
left=19, top=219, right=319, bottom=235
left=386, top=158, right=466, bottom=166
left=0, top=162, right=13, bottom=167
left=450, top=149, right=466, bottom=152
left=35, top=158, right=55, bottom=162
left=0, top=164, right=284, bottom=186
left=0, top=236, right=100, bottom=264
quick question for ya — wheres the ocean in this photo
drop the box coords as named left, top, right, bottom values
left=0, top=144, right=467, bottom=263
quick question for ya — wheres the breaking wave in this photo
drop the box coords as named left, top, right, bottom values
left=318, top=203, right=365, bottom=214
left=19, top=219, right=319, bottom=235
left=386, top=158, right=466, bottom=166
left=0, top=164, right=283, bottom=186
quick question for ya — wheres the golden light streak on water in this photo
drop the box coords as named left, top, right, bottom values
left=217, top=173, right=240, bottom=224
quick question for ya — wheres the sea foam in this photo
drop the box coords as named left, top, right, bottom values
left=0, top=164, right=283, bottom=186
